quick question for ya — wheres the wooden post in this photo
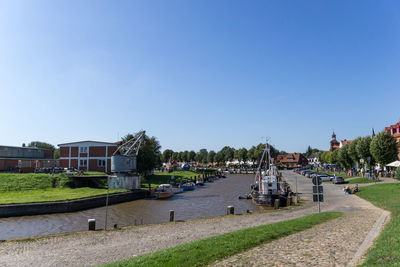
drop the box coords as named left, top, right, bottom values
left=274, top=199, right=280, bottom=209
left=170, top=210, right=174, bottom=222
left=88, top=219, right=96, bottom=231
left=227, top=206, right=234, bottom=215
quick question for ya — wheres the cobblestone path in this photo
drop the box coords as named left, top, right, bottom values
left=212, top=210, right=381, bottom=267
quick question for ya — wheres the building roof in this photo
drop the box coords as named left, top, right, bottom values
left=279, top=153, right=304, bottom=163
left=0, top=145, right=53, bottom=151
left=341, top=140, right=352, bottom=146
left=385, top=120, right=400, bottom=131
left=58, top=141, right=118, bottom=146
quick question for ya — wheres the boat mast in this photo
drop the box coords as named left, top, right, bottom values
left=254, top=139, right=269, bottom=184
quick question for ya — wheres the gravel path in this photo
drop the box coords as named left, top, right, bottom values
left=0, top=171, right=388, bottom=267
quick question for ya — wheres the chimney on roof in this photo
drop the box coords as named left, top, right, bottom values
left=22, top=143, right=26, bottom=147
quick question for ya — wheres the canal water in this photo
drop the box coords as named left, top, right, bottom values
left=0, top=174, right=263, bottom=240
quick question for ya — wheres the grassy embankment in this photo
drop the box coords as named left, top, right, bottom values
left=0, top=173, right=126, bottom=205
left=357, top=183, right=400, bottom=266
left=103, top=212, right=342, bottom=267
left=141, top=171, right=202, bottom=189
left=310, top=169, right=353, bottom=179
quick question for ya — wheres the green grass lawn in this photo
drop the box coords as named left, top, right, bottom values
left=0, top=173, right=64, bottom=191
left=83, top=171, right=107, bottom=176
left=0, top=187, right=127, bottom=204
left=142, top=171, right=200, bottom=188
left=347, top=178, right=381, bottom=184
left=102, top=212, right=342, bottom=267
left=357, top=183, right=400, bottom=266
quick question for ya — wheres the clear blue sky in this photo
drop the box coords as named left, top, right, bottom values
left=1, top=0, right=399, bottom=153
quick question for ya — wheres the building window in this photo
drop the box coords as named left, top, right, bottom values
left=80, top=159, right=87, bottom=166
left=80, top=147, right=88, bottom=153
left=98, top=160, right=106, bottom=167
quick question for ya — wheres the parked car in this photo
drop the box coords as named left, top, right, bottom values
left=305, top=171, right=314, bottom=177
left=319, top=175, right=333, bottom=182
left=332, top=176, right=345, bottom=184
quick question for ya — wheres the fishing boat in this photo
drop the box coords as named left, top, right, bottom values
left=154, top=184, right=174, bottom=199
left=251, top=141, right=288, bottom=207
left=181, top=182, right=196, bottom=191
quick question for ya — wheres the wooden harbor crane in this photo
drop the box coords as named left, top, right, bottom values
left=109, top=130, right=146, bottom=190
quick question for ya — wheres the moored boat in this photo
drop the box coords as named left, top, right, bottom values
left=154, top=184, right=174, bottom=199
left=181, top=182, right=196, bottom=191
left=251, top=141, right=288, bottom=207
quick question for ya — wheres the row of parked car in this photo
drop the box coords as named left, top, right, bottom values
left=293, top=168, right=345, bottom=184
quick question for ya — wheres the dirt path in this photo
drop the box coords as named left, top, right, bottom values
left=0, top=171, right=388, bottom=267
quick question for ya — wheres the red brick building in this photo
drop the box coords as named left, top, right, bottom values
left=58, top=141, right=118, bottom=173
left=0, top=145, right=55, bottom=173
left=385, top=120, right=400, bottom=159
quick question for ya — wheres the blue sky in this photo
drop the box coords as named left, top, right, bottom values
left=0, top=0, right=399, bottom=153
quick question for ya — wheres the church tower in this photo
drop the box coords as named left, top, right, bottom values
left=330, top=131, right=340, bottom=151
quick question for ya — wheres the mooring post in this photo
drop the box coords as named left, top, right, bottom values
left=170, top=210, right=174, bottom=222
left=88, top=219, right=96, bottom=231
left=227, top=206, right=234, bottom=215
left=274, top=199, right=280, bottom=209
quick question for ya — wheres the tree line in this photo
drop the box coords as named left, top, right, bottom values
left=319, top=131, right=398, bottom=170
left=161, top=144, right=287, bottom=165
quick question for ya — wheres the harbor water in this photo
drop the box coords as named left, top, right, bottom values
left=0, top=174, right=263, bottom=240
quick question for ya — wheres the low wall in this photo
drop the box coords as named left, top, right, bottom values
left=0, top=190, right=146, bottom=218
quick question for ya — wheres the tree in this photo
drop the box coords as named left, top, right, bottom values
left=338, top=145, right=353, bottom=169
left=247, top=146, right=256, bottom=164
left=53, top=148, right=60, bottom=159
left=161, top=149, right=174, bottom=163
left=348, top=137, right=361, bottom=165
left=305, top=146, right=313, bottom=158
left=215, top=151, right=224, bottom=165
left=370, top=131, right=398, bottom=165
left=27, top=141, right=55, bottom=150
left=199, top=149, right=208, bottom=163
left=122, top=133, right=161, bottom=175
left=224, top=147, right=235, bottom=162
left=320, top=151, right=332, bottom=164
left=178, top=151, right=185, bottom=162
left=207, top=150, right=216, bottom=164
left=172, top=152, right=179, bottom=161
left=238, top=148, right=248, bottom=165
left=356, top=136, right=375, bottom=168
left=189, top=151, right=196, bottom=162
left=331, top=149, right=339, bottom=164
left=182, top=150, right=189, bottom=162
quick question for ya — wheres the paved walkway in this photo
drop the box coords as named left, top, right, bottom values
left=0, top=171, right=389, bottom=267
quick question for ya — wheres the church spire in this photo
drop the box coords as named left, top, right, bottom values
left=372, top=128, right=376, bottom=137
left=332, top=130, right=336, bottom=140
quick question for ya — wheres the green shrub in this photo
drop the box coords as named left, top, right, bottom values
left=395, top=167, right=400, bottom=180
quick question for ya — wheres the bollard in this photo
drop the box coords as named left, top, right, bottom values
left=227, top=206, right=234, bottom=215
left=274, top=199, right=280, bottom=209
left=170, top=210, right=175, bottom=222
left=88, top=219, right=96, bottom=231
left=287, top=196, right=292, bottom=206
